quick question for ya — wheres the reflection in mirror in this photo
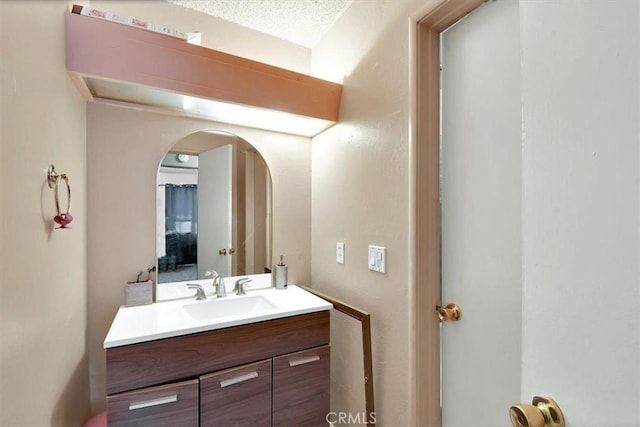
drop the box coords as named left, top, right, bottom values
left=156, top=131, right=272, bottom=285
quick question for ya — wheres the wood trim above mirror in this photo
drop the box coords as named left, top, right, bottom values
left=65, top=10, right=342, bottom=130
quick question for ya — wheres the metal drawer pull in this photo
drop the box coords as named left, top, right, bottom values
left=289, top=355, right=320, bottom=367
left=220, top=371, right=259, bottom=388
left=128, top=394, right=177, bottom=411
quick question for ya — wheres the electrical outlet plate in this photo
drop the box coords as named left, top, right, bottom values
left=336, top=242, right=345, bottom=264
left=368, top=245, right=386, bottom=273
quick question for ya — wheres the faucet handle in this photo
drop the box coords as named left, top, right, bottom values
left=233, top=278, right=252, bottom=296
left=187, top=283, right=207, bottom=300
left=204, top=269, right=219, bottom=279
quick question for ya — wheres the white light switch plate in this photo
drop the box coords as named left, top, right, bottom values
left=336, top=242, right=345, bottom=264
left=368, top=245, right=386, bottom=273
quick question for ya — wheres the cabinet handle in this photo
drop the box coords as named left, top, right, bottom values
left=128, top=394, right=177, bottom=411
left=220, top=371, right=259, bottom=388
left=289, top=355, right=320, bottom=367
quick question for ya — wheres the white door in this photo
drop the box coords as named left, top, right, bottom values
left=440, top=1, right=522, bottom=426
left=440, top=1, right=640, bottom=426
left=198, top=144, right=233, bottom=277
left=518, top=2, right=639, bottom=425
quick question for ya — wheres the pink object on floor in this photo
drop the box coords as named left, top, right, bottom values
left=83, top=411, right=106, bottom=427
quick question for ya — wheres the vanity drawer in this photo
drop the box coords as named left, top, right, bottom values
left=106, top=311, right=329, bottom=394
left=272, top=345, right=330, bottom=427
left=106, top=379, right=198, bottom=427
left=200, top=359, right=272, bottom=427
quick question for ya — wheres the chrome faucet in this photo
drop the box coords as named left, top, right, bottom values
left=214, top=276, right=227, bottom=298
left=187, top=283, right=207, bottom=300
left=233, top=278, right=252, bottom=295
left=205, top=269, right=226, bottom=298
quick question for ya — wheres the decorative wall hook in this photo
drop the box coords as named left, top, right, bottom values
left=47, top=165, right=73, bottom=229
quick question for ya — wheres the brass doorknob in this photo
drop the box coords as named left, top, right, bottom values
left=218, top=248, right=227, bottom=255
left=509, top=396, right=564, bottom=427
left=436, top=303, right=461, bottom=322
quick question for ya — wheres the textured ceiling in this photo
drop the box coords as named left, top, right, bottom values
left=167, top=0, right=352, bottom=48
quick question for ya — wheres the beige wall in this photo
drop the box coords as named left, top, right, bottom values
left=89, top=0, right=311, bottom=74
left=0, top=1, right=89, bottom=425
left=87, top=103, right=311, bottom=411
left=311, top=0, right=438, bottom=425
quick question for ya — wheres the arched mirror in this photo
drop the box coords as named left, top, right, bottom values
left=156, top=130, right=272, bottom=285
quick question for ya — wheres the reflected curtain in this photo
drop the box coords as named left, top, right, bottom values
left=164, top=184, right=198, bottom=264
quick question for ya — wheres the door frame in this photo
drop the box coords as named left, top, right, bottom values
left=411, top=1, right=484, bottom=425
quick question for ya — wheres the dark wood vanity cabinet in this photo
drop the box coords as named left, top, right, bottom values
left=273, top=345, right=331, bottom=427
left=106, top=379, right=199, bottom=426
left=106, top=311, right=330, bottom=426
left=200, top=359, right=272, bottom=427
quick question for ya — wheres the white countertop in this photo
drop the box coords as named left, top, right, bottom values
left=104, top=285, right=332, bottom=348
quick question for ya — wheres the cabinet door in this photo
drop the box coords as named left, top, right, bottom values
left=106, top=379, right=198, bottom=426
left=272, top=345, right=330, bottom=427
left=200, top=359, right=272, bottom=427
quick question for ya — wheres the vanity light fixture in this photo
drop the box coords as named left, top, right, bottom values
left=80, top=78, right=335, bottom=137
left=65, top=9, right=342, bottom=137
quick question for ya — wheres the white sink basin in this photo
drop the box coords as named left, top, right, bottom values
left=104, top=285, right=333, bottom=348
left=182, top=295, right=277, bottom=321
